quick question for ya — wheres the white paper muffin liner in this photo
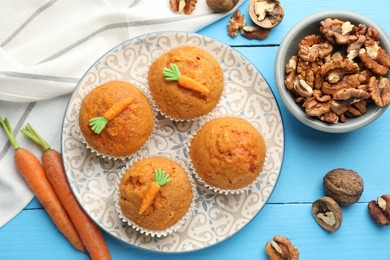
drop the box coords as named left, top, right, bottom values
left=146, top=48, right=227, bottom=123
left=114, top=152, right=196, bottom=238
left=187, top=114, right=267, bottom=195
left=76, top=82, right=156, bottom=161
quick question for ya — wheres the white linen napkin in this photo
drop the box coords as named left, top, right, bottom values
left=0, top=0, right=243, bottom=102
left=0, top=0, right=243, bottom=228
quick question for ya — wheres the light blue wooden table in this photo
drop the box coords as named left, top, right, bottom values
left=1, top=0, right=390, bottom=259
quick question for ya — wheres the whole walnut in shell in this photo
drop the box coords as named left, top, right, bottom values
left=323, top=168, right=364, bottom=205
left=207, top=0, right=238, bottom=13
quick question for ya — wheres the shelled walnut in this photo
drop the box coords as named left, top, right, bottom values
left=169, top=0, right=197, bottom=15
left=369, top=77, right=390, bottom=106
left=368, top=195, right=390, bottom=226
left=228, top=10, right=246, bottom=38
left=284, top=18, right=390, bottom=124
left=265, top=236, right=299, bottom=260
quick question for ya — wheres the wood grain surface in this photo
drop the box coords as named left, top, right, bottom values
left=0, top=0, right=389, bottom=259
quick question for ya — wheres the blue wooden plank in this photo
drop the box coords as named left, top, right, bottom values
left=2, top=203, right=389, bottom=259
left=2, top=1, right=390, bottom=259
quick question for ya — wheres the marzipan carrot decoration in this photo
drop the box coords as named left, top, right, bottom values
left=139, top=168, right=171, bottom=214
left=21, top=123, right=111, bottom=260
left=163, top=63, right=210, bottom=95
left=0, top=117, right=84, bottom=252
left=89, top=96, right=133, bottom=134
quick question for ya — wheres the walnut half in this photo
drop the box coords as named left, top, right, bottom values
left=228, top=10, right=246, bottom=38
left=265, top=236, right=299, bottom=260
left=312, top=196, right=343, bottom=232
left=249, top=0, right=284, bottom=29
left=368, top=195, right=390, bottom=226
left=169, top=0, right=197, bottom=15
left=368, top=76, right=390, bottom=107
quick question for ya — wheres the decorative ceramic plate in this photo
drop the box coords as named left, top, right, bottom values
left=61, top=32, right=284, bottom=253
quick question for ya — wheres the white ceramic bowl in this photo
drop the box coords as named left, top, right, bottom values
left=274, top=10, right=390, bottom=133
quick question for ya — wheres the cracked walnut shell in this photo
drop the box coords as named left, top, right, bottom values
left=249, top=0, right=284, bottom=29
left=312, top=196, right=342, bottom=232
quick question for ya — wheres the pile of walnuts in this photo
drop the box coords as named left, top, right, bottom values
left=285, top=18, right=390, bottom=124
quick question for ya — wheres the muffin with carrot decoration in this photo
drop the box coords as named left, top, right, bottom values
left=148, top=46, right=224, bottom=120
left=116, top=156, right=194, bottom=236
left=78, top=81, right=154, bottom=159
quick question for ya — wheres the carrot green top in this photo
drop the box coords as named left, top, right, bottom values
left=154, top=168, right=171, bottom=186
left=20, top=123, right=51, bottom=152
left=0, top=117, right=20, bottom=150
left=163, top=63, right=182, bottom=81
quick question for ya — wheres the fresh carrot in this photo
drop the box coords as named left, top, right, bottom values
left=139, top=168, right=171, bottom=215
left=89, top=97, right=133, bottom=134
left=0, top=117, right=84, bottom=252
left=163, top=63, right=210, bottom=95
left=21, top=123, right=111, bottom=260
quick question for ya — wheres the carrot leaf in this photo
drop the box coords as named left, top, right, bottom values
left=0, top=117, right=20, bottom=150
left=89, top=117, right=108, bottom=134
left=154, top=168, right=171, bottom=186
left=163, top=63, right=181, bottom=81
left=20, top=123, right=51, bottom=152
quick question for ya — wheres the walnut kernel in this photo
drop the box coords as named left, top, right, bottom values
left=284, top=18, right=390, bottom=124
left=228, top=10, right=246, bottom=38
left=265, top=235, right=299, bottom=260
left=368, top=195, right=390, bottom=226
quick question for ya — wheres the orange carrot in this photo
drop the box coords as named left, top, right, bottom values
left=103, top=97, right=133, bottom=121
left=0, top=117, right=84, bottom=252
left=139, top=168, right=171, bottom=215
left=21, top=123, right=111, bottom=260
left=89, top=97, right=133, bottom=134
left=163, top=63, right=210, bottom=95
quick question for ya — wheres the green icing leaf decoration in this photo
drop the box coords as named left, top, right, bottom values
left=163, top=63, right=181, bottom=81
left=89, top=116, right=108, bottom=134
left=154, top=168, right=171, bottom=186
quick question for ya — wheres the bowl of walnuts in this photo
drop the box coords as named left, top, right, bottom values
left=274, top=10, right=390, bottom=133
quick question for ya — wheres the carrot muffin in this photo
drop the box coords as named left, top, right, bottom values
left=79, top=81, right=154, bottom=158
left=119, top=156, right=193, bottom=231
left=189, top=117, right=266, bottom=191
left=148, top=46, right=224, bottom=120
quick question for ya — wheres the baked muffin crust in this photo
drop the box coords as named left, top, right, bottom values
left=119, top=157, right=193, bottom=231
left=190, top=117, right=266, bottom=190
left=79, top=81, right=154, bottom=157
